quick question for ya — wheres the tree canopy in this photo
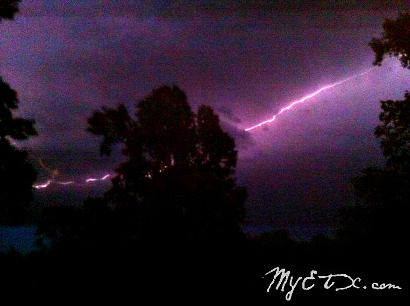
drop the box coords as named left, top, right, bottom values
left=375, top=91, right=410, bottom=174
left=338, top=11, right=410, bottom=245
left=1, top=1, right=38, bottom=225
left=351, top=11, right=410, bottom=209
left=369, top=10, right=410, bottom=69
left=0, top=0, right=21, bottom=22
left=87, top=85, right=246, bottom=243
left=0, top=78, right=37, bottom=225
left=0, top=77, right=37, bottom=143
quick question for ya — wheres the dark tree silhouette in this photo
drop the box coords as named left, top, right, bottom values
left=87, top=85, right=246, bottom=243
left=338, top=12, right=410, bottom=245
left=375, top=91, right=410, bottom=174
left=0, top=77, right=37, bottom=225
left=342, top=93, right=410, bottom=243
left=369, top=10, right=410, bottom=69
left=0, top=0, right=21, bottom=22
left=335, top=29, right=409, bottom=299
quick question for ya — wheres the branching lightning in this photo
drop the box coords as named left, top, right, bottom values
left=245, top=68, right=375, bottom=131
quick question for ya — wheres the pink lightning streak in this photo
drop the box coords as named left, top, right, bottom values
left=31, top=154, right=113, bottom=189
left=33, top=174, right=112, bottom=189
left=245, top=68, right=375, bottom=131
left=32, top=67, right=378, bottom=190
left=85, top=174, right=111, bottom=183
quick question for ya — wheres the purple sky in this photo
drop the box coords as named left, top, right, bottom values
left=1, top=0, right=409, bottom=235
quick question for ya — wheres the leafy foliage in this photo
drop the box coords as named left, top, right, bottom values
left=0, top=77, right=37, bottom=141
left=339, top=12, right=410, bottom=245
left=351, top=167, right=410, bottom=207
left=0, top=77, right=37, bottom=225
left=375, top=91, right=410, bottom=174
left=369, top=11, right=410, bottom=68
left=344, top=92, right=410, bottom=240
left=87, top=85, right=246, bottom=243
left=0, top=0, right=21, bottom=22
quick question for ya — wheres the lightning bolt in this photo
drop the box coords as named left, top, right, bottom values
left=85, top=174, right=111, bottom=183
left=32, top=66, right=380, bottom=189
left=245, top=68, right=375, bottom=131
left=33, top=180, right=52, bottom=189
left=33, top=174, right=112, bottom=189
left=32, top=157, right=112, bottom=189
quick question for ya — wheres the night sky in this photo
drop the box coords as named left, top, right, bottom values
left=1, top=0, right=410, bottom=238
